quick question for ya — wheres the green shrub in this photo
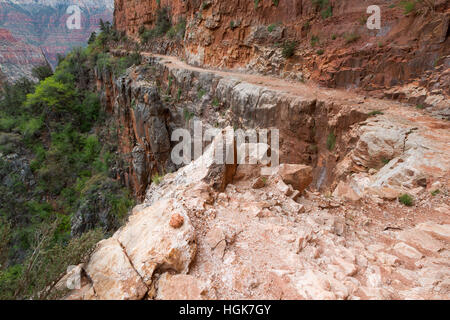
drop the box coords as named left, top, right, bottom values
left=18, top=117, right=42, bottom=139
left=152, top=173, right=164, bottom=185
left=272, top=0, right=279, bottom=7
left=0, top=116, right=16, bottom=131
left=399, top=194, right=414, bottom=206
left=32, top=64, right=54, bottom=82
left=416, top=104, right=425, bottom=109
left=399, top=1, right=417, bottom=15
left=282, top=41, right=297, bottom=58
left=79, top=92, right=101, bottom=132
left=113, top=53, right=142, bottom=76
left=95, top=53, right=113, bottom=72
left=321, top=4, right=333, bottom=19
left=254, top=0, right=260, bottom=9
left=312, top=0, right=333, bottom=19
left=316, top=49, right=324, bottom=55
left=140, top=7, right=172, bottom=43
left=326, top=132, right=336, bottom=151
left=268, top=24, right=277, bottom=33
left=431, top=189, right=440, bottom=196
left=201, top=1, right=209, bottom=10
left=368, top=110, right=384, bottom=117
left=344, top=33, right=360, bottom=44
left=198, top=88, right=206, bottom=99
left=311, top=35, right=320, bottom=47
left=0, top=78, right=35, bottom=116
left=0, top=225, right=104, bottom=300
left=183, top=108, right=195, bottom=121
left=166, top=18, right=186, bottom=39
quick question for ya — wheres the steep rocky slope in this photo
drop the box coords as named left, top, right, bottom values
left=61, top=51, right=450, bottom=299
left=115, top=0, right=449, bottom=117
left=56, top=0, right=450, bottom=300
left=0, top=28, right=46, bottom=80
left=0, top=0, right=113, bottom=80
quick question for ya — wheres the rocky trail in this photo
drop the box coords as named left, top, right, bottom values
left=64, top=51, right=450, bottom=300
left=149, top=53, right=447, bottom=118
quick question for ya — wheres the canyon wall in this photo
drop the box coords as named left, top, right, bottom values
left=0, top=28, right=46, bottom=80
left=114, top=0, right=449, bottom=108
left=70, top=53, right=450, bottom=300
left=59, top=1, right=450, bottom=300
left=0, top=0, right=113, bottom=80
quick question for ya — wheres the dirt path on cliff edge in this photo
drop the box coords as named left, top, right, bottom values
left=140, top=52, right=450, bottom=144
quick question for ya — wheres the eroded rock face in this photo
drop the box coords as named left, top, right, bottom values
left=78, top=44, right=450, bottom=300
left=334, top=110, right=450, bottom=200
left=114, top=0, right=449, bottom=111
left=96, top=68, right=172, bottom=200
left=0, top=0, right=113, bottom=79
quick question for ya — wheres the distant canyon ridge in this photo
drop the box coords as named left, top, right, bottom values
left=0, top=0, right=113, bottom=81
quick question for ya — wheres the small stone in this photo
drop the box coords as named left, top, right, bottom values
left=169, top=213, right=184, bottom=229
left=393, top=242, right=423, bottom=259
left=276, top=179, right=292, bottom=196
left=251, top=176, right=266, bottom=189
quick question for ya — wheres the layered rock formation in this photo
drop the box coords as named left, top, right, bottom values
left=57, top=0, right=450, bottom=300
left=63, top=51, right=450, bottom=299
left=0, top=28, right=46, bottom=80
left=114, top=0, right=449, bottom=116
left=0, top=0, right=113, bottom=80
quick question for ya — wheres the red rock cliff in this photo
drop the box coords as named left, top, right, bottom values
left=114, top=0, right=449, bottom=98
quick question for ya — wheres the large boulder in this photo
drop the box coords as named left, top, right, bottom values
left=84, top=238, right=148, bottom=300
left=114, top=198, right=197, bottom=286
left=277, top=164, right=313, bottom=193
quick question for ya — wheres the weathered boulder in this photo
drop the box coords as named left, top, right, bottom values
left=277, top=164, right=313, bottom=193
left=114, top=199, right=196, bottom=286
left=416, top=222, right=450, bottom=242
left=84, top=238, right=148, bottom=300
left=332, top=181, right=361, bottom=202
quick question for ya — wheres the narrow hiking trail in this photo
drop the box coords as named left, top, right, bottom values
left=68, top=50, right=450, bottom=300
left=142, top=52, right=450, bottom=147
left=147, top=53, right=448, bottom=119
